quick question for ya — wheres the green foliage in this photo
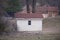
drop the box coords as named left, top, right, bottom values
left=4, top=0, right=23, bottom=12
left=0, top=23, right=5, bottom=32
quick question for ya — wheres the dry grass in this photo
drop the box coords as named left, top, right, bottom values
left=0, top=32, right=60, bottom=40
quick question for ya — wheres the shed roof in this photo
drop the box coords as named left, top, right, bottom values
left=15, top=13, right=43, bottom=18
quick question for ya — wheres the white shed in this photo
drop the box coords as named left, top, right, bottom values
left=15, top=13, right=43, bottom=31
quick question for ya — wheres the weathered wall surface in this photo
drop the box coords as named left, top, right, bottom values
left=17, top=19, right=42, bottom=31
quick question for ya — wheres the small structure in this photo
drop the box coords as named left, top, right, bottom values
left=15, top=2, right=59, bottom=31
left=36, top=4, right=59, bottom=17
left=15, top=13, right=43, bottom=31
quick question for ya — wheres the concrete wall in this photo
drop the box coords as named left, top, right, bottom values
left=17, top=19, right=42, bottom=31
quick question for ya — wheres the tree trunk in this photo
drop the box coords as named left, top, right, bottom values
left=32, top=0, right=36, bottom=13
left=26, top=0, right=30, bottom=13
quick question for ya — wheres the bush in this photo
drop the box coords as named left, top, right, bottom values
left=0, top=23, right=5, bottom=35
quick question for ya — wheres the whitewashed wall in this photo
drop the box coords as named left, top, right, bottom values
left=17, top=19, right=42, bottom=31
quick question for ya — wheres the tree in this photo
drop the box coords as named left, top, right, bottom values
left=26, top=0, right=30, bottom=13
left=6, top=0, right=22, bottom=16
left=32, top=0, right=36, bottom=13
left=0, top=0, right=24, bottom=17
